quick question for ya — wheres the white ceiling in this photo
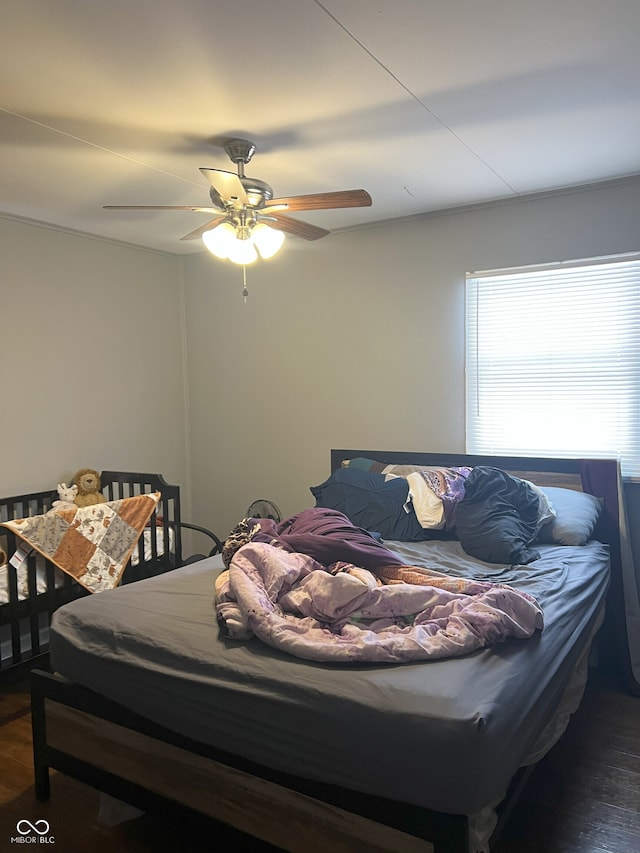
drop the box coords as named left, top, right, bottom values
left=2, top=0, right=639, bottom=254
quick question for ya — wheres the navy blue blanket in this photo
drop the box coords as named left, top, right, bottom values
left=455, top=466, right=541, bottom=564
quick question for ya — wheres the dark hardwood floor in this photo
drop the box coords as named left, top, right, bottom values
left=1, top=668, right=638, bottom=853
left=492, top=668, right=640, bottom=853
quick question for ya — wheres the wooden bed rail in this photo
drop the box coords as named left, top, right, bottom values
left=30, top=669, right=467, bottom=853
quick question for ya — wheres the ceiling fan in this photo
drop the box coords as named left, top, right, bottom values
left=104, top=138, right=372, bottom=264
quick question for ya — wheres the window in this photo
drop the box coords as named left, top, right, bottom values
left=465, top=254, right=640, bottom=478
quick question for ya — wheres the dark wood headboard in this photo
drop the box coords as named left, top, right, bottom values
left=332, top=450, right=593, bottom=491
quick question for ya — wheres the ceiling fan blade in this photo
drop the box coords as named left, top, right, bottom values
left=180, top=216, right=228, bottom=242
left=265, top=189, right=371, bottom=212
left=103, top=205, right=225, bottom=213
left=267, top=213, right=330, bottom=241
left=199, top=168, right=249, bottom=206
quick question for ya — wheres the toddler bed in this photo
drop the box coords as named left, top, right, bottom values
left=30, top=451, right=631, bottom=853
left=0, top=471, right=222, bottom=681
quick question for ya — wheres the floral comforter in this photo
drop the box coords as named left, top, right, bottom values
left=215, top=509, right=543, bottom=664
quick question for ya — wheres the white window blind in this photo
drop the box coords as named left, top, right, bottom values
left=466, top=255, right=640, bottom=478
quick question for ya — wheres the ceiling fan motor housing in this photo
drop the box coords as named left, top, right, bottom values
left=223, top=138, right=256, bottom=166
left=209, top=177, right=273, bottom=210
left=241, top=177, right=274, bottom=208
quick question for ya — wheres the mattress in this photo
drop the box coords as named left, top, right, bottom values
left=48, top=538, right=609, bottom=816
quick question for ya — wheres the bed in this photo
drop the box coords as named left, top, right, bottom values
left=29, top=451, right=631, bottom=853
left=0, top=471, right=222, bottom=682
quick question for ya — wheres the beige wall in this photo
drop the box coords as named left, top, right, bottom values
left=2, top=177, right=639, bottom=544
left=183, top=178, right=640, bottom=538
left=0, top=217, right=189, bottom=504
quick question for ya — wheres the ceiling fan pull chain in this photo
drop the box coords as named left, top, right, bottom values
left=242, top=264, right=249, bottom=302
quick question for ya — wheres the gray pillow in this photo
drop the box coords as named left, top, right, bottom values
left=536, top=487, right=602, bottom=546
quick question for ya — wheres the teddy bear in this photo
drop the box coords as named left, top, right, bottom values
left=72, top=468, right=107, bottom=507
left=50, top=482, right=79, bottom=512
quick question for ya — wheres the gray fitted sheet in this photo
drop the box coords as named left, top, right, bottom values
left=49, top=539, right=609, bottom=815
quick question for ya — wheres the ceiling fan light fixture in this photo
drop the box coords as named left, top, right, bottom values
left=227, top=236, right=258, bottom=265
left=202, top=221, right=236, bottom=259
left=202, top=220, right=284, bottom=265
left=251, top=222, right=285, bottom=259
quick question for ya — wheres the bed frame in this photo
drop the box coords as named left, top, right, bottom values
left=29, top=452, right=623, bottom=853
left=0, top=471, right=222, bottom=682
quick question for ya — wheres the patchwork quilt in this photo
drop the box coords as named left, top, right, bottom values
left=1, top=493, right=160, bottom=593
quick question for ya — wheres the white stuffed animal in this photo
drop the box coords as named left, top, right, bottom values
left=50, top=483, right=78, bottom=512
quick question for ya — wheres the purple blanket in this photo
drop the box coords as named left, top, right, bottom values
left=216, top=509, right=543, bottom=664
left=222, top=508, right=405, bottom=571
